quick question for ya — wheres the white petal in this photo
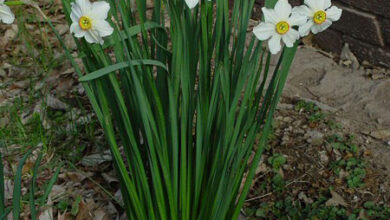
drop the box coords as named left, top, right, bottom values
left=268, top=34, right=282, bottom=54
left=0, top=5, right=15, bottom=24
left=70, top=2, right=83, bottom=22
left=274, top=0, right=292, bottom=20
left=75, top=0, right=92, bottom=14
left=311, top=19, right=332, bottom=34
left=326, top=6, right=342, bottom=22
left=70, top=22, right=86, bottom=38
left=262, top=7, right=279, bottom=24
left=323, top=0, right=331, bottom=9
left=185, top=0, right=199, bottom=9
left=292, top=5, right=314, bottom=17
left=89, top=1, right=110, bottom=20
left=253, top=22, right=275, bottom=41
left=94, top=20, right=113, bottom=37
left=85, top=30, right=104, bottom=45
left=0, top=0, right=4, bottom=4
left=298, top=20, right=314, bottom=36
left=288, top=14, right=307, bottom=26
left=304, top=0, right=324, bottom=11
left=282, top=29, right=299, bottom=47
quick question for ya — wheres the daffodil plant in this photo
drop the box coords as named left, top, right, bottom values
left=3, top=0, right=342, bottom=219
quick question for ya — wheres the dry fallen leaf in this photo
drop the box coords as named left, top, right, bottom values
left=93, top=209, right=110, bottom=220
left=22, top=160, right=35, bottom=175
left=81, top=153, right=112, bottom=167
left=56, top=78, right=74, bottom=94
left=46, top=95, right=68, bottom=110
left=59, top=171, right=92, bottom=182
left=57, top=211, right=66, bottom=220
left=325, top=190, right=348, bottom=207
left=76, top=199, right=96, bottom=220
left=102, top=173, right=118, bottom=184
left=49, top=184, right=67, bottom=199
left=39, top=208, right=54, bottom=220
left=4, top=179, right=13, bottom=200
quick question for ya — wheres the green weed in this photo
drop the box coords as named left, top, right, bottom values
left=327, top=134, right=366, bottom=188
left=295, top=100, right=327, bottom=123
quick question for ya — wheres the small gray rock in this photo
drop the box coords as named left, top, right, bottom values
left=307, top=130, right=324, bottom=146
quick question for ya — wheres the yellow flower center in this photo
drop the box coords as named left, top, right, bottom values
left=275, top=21, right=290, bottom=35
left=79, top=16, right=92, bottom=30
left=313, top=10, right=327, bottom=24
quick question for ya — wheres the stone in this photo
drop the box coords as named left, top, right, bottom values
left=283, top=117, right=293, bottom=123
left=277, top=103, right=294, bottom=110
left=306, top=130, right=324, bottom=146
left=319, top=151, right=329, bottom=164
left=370, top=130, right=390, bottom=140
left=340, top=43, right=360, bottom=70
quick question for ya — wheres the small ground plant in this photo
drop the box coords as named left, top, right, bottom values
left=328, top=134, right=366, bottom=189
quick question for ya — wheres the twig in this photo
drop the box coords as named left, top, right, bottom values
left=285, top=180, right=311, bottom=187
left=245, top=192, right=272, bottom=202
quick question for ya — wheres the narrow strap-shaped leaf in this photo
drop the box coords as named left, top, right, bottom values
left=39, top=164, right=62, bottom=207
left=232, top=44, right=299, bottom=219
left=0, top=151, right=5, bottom=214
left=13, top=149, right=33, bottom=220
left=0, top=207, right=11, bottom=220
left=79, top=59, right=168, bottom=82
left=29, top=152, right=43, bottom=220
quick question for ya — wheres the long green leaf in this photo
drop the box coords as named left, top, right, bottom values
left=79, top=59, right=168, bottom=82
left=0, top=151, right=5, bottom=214
left=29, top=153, right=43, bottom=220
left=12, top=149, right=33, bottom=220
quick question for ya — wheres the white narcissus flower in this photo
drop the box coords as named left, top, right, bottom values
left=0, top=0, right=15, bottom=24
left=293, top=0, right=342, bottom=36
left=253, top=0, right=307, bottom=54
left=70, top=0, right=114, bottom=45
left=185, top=0, right=199, bottom=9
left=185, top=0, right=211, bottom=9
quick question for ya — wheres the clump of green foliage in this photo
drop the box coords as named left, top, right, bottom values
left=328, top=134, right=366, bottom=188
left=295, top=100, right=327, bottom=123
left=267, top=153, right=287, bottom=193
